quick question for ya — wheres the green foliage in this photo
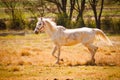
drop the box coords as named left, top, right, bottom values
left=55, top=13, right=68, bottom=28
left=86, top=18, right=96, bottom=28
left=10, top=20, right=24, bottom=30
left=114, top=19, right=120, bottom=33
left=104, top=0, right=120, bottom=5
left=0, top=19, right=6, bottom=30
left=75, top=18, right=86, bottom=28
left=55, top=13, right=84, bottom=29
left=27, top=17, right=37, bottom=30
left=9, top=10, right=25, bottom=30
left=102, top=16, right=112, bottom=31
left=102, top=16, right=120, bottom=34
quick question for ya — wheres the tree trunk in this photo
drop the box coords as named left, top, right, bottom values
left=76, top=13, right=85, bottom=27
left=89, top=0, right=104, bottom=29
left=69, top=0, right=75, bottom=20
left=75, top=0, right=86, bottom=27
left=61, top=0, right=67, bottom=13
left=11, top=9, right=15, bottom=24
left=97, top=0, right=104, bottom=29
left=96, top=19, right=101, bottom=29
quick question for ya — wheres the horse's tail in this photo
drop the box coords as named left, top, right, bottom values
left=94, top=29, right=113, bottom=46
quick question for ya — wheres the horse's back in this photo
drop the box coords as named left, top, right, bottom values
left=64, top=27, right=94, bottom=33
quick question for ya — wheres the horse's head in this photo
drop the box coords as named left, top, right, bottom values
left=34, top=18, right=44, bottom=34
left=34, top=17, right=57, bottom=34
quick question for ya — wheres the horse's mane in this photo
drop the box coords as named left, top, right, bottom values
left=39, top=18, right=66, bottom=31
left=44, top=18, right=66, bottom=31
left=43, top=18, right=57, bottom=27
left=57, top=26, right=66, bottom=31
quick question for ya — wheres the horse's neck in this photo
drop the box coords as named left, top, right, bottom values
left=45, top=21, right=57, bottom=37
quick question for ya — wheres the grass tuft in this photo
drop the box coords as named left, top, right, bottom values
left=20, top=50, right=31, bottom=56
left=9, top=66, right=21, bottom=72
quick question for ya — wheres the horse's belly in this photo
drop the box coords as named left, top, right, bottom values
left=61, top=33, right=81, bottom=46
left=64, top=42, right=79, bottom=46
left=63, top=40, right=80, bottom=46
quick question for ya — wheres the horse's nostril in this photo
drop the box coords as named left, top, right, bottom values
left=35, top=31, right=38, bottom=34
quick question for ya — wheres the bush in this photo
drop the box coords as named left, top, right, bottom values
left=85, top=18, right=96, bottom=28
left=113, top=19, right=120, bottom=34
left=10, top=19, right=25, bottom=30
left=102, top=16, right=112, bottom=31
left=27, top=17, right=37, bottom=30
left=55, top=13, right=79, bottom=29
left=75, top=17, right=86, bottom=28
left=55, top=13, right=69, bottom=28
left=102, top=16, right=120, bottom=34
left=0, top=19, right=6, bottom=30
left=9, top=10, right=25, bottom=30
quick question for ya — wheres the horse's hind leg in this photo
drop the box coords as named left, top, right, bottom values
left=85, top=44, right=98, bottom=65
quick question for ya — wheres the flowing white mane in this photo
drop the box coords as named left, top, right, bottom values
left=38, top=18, right=57, bottom=28
left=57, top=26, right=66, bottom=31
left=40, top=18, right=66, bottom=31
left=45, top=19, right=57, bottom=27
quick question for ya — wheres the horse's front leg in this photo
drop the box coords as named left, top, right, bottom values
left=51, top=45, right=57, bottom=58
left=56, top=46, right=61, bottom=64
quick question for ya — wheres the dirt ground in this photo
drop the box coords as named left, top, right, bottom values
left=0, top=33, right=120, bottom=80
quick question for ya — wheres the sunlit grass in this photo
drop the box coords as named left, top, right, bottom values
left=0, top=65, right=120, bottom=80
left=0, top=33, right=120, bottom=79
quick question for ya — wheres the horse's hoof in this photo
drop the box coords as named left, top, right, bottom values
left=91, top=62, right=96, bottom=66
left=55, top=61, right=60, bottom=64
left=60, top=59, right=64, bottom=61
left=86, top=60, right=96, bottom=66
left=90, top=61, right=96, bottom=65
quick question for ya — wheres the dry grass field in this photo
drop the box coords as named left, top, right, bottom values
left=0, top=33, right=120, bottom=80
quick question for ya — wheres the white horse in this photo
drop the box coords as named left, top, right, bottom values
left=34, top=18, right=112, bottom=65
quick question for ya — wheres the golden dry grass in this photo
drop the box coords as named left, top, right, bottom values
left=0, top=33, right=120, bottom=80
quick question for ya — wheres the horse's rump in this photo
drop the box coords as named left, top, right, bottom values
left=94, top=29, right=113, bottom=46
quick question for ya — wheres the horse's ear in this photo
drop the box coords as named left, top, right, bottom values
left=37, top=17, right=43, bottom=21
left=41, top=17, right=43, bottom=21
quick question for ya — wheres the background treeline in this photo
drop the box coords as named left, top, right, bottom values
left=0, top=0, right=120, bottom=34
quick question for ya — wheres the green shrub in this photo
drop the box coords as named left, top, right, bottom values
left=55, top=13, right=69, bottom=28
left=10, top=19, right=25, bottom=30
left=112, top=19, right=120, bottom=34
left=75, top=17, right=86, bottom=28
left=55, top=13, right=80, bottom=29
left=27, top=17, right=37, bottom=30
left=85, top=18, right=96, bottom=28
left=0, top=19, right=6, bottom=30
left=9, top=10, right=25, bottom=30
left=102, top=16, right=120, bottom=34
left=102, top=16, right=113, bottom=31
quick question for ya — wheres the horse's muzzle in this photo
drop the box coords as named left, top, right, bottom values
left=34, top=31, right=39, bottom=34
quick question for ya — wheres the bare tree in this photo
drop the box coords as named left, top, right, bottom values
left=0, top=0, right=25, bottom=29
left=46, top=0, right=86, bottom=28
left=89, top=0, right=104, bottom=29
left=46, top=0, right=68, bottom=16
left=75, top=0, right=86, bottom=27
left=46, top=0, right=75, bottom=27
left=69, top=0, right=76, bottom=20
left=1, top=0, right=18, bottom=23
